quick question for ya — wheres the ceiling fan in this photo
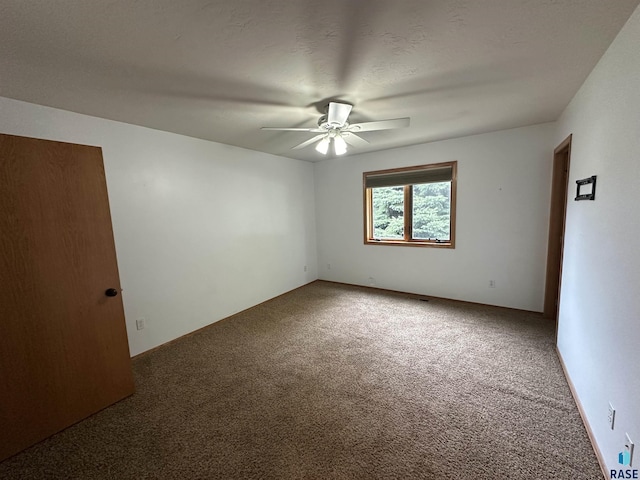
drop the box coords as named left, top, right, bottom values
left=261, top=102, right=410, bottom=156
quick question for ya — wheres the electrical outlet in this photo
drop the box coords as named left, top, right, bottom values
left=304, top=265, right=307, bottom=272
left=608, top=402, right=616, bottom=430
left=489, top=280, right=496, bottom=288
left=327, top=263, right=331, bottom=270
left=625, top=433, right=635, bottom=467
left=136, top=318, right=146, bottom=331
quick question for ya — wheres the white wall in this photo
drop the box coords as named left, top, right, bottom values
left=314, top=123, right=555, bottom=312
left=0, top=96, right=318, bottom=356
left=555, top=4, right=640, bottom=475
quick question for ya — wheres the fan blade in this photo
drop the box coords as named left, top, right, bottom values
left=341, top=132, right=370, bottom=148
left=292, top=134, right=327, bottom=150
left=347, top=117, right=410, bottom=132
left=261, top=127, right=324, bottom=132
left=327, top=102, right=353, bottom=126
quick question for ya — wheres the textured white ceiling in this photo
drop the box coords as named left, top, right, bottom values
left=1, top=0, right=638, bottom=161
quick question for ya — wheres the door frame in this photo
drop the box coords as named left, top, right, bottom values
left=544, top=134, right=572, bottom=326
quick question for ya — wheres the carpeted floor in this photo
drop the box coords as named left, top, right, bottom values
left=0, top=281, right=603, bottom=479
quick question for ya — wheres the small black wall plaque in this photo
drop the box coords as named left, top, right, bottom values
left=575, top=175, right=597, bottom=201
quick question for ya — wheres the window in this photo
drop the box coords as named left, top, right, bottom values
left=363, top=161, right=457, bottom=248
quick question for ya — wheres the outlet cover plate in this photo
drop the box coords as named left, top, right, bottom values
left=625, top=433, right=634, bottom=467
left=608, top=402, right=615, bottom=430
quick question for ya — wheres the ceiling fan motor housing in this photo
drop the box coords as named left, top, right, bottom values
left=318, top=114, right=348, bottom=130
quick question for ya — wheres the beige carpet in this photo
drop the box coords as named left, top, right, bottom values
left=0, top=281, right=602, bottom=479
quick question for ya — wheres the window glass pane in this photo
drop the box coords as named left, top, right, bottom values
left=412, top=182, right=451, bottom=241
left=372, top=186, right=404, bottom=239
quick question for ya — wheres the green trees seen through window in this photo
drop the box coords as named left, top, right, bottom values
left=372, top=182, right=451, bottom=241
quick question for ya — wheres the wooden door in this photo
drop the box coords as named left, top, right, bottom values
left=0, top=133, right=134, bottom=462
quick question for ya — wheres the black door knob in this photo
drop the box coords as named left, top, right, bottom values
left=105, top=288, right=119, bottom=297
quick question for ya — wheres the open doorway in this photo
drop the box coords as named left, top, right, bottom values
left=544, top=135, right=572, bottom=332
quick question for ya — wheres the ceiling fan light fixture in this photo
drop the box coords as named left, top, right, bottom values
left=261, top=101, right=410, bottom=156
left=334, top=135, right=347, bottom=156
left=315, top=136, right=330, bottom=154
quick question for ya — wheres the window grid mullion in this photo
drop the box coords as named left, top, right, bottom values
left=404, top=185, right=412, bottom=241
